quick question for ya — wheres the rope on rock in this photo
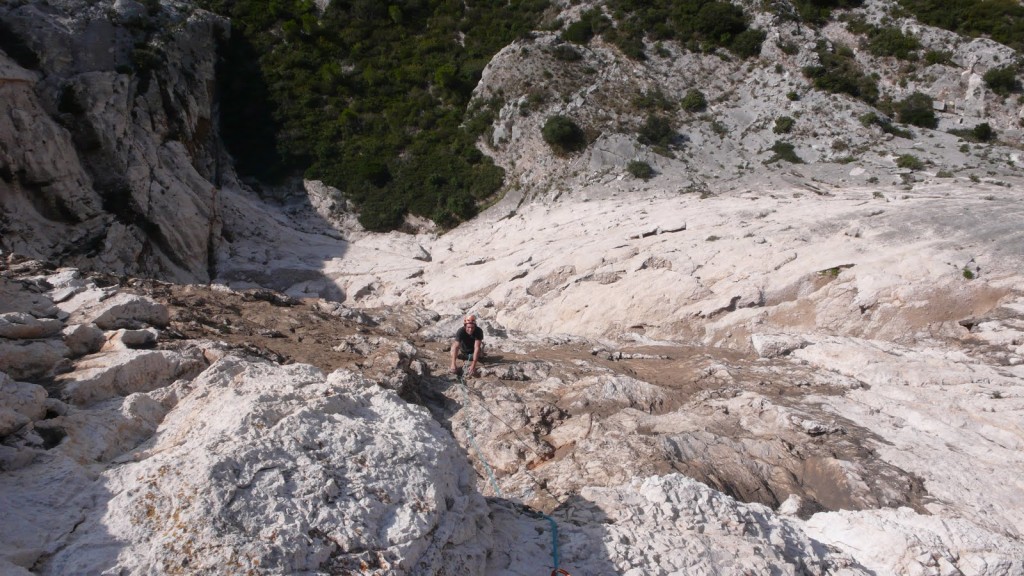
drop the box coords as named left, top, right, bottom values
left=455, top=374, right=570, bottom=576
left=458, top=376, right=502, bottom=497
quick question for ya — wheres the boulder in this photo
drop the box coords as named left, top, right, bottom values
left=0, top=313, right=63, bottom=340
left=74, top=293, right=169, bottom=330
left=61, top=324, right=105, bottom=357
left=42, top=359, right=493, bottom=575
left=0, top=374, right=48, bottom=436
left=100, top=328, right=160, bottom=351
left=751, top=333, right=807, bottom=358
left=56, top=348, right=207, bottom=406
left=0, top=340, right=71, bottom=381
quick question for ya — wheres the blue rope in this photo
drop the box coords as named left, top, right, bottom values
left=456, top=374, right=564, bottom=574
left=543, top=513, right=560, bottom=571
left=459, top=376, right=503, bottom=497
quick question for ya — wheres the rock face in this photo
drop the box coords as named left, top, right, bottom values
left=2, top=259, right=1022, bottom=575
left=0, top=0, right=227, bottom=282
left=3, top=1, right=1024, bottom=575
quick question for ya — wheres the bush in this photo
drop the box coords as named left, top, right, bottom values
left=561, top=8, right=609, bottom=45
left=774, top=116, right=795, bottom=134
left=627, top=160, right=655, bottom=179
left=694, top=2, right=747, bottom=45
left=778, top=40, right=799, bottom=56
left=866, top=26, right=921, bottom=60
left=638, top=114, right=676, bottom=147
left=896, top=92, right=937, bottom=128
left=802, top=43, right=879, bottom=103
left=768, top=141, right=803, bottom=163
left=542, top=115, right=587, bottom=153
left=602, top=0, right=765, bottom=60
left=681, top=88, right=708, bottom=112
left=924, top=49, right=952, bottom=65
left=859, top=111, right=913, bottom=138
left=949, top=122, right=996, bottom=143
left=898, top=0, right=1024, bottom=52
left=550, top=44, right=583, bottom=61
left=896, top=154, right=924, bottom=170
left=983, top=65, right=1020, bottom=97
left=730, top=28, right=766, bottom=59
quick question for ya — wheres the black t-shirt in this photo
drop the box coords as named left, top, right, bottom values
left=455, top=325, right=484, bottom=353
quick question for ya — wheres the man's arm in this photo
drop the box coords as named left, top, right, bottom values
left=469, top=338, right=481, bottom=373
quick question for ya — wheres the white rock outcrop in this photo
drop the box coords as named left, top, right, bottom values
left=36, top=359, right=493, bottom=576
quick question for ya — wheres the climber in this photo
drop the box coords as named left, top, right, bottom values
left=449, top=314, right=484, bottom=376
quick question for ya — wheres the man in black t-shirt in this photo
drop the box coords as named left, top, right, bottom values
left=449, top=314, right=484, bottom=376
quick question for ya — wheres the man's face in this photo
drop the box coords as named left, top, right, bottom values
left=464, top=318, right=476, bottom=330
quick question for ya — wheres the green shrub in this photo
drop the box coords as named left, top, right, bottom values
left=774, top=116, right=795, bottom=134
left=924, top=49, right=952, bottom=65
left=949, top=122, right=996, bottom=143
left=972, top=122, right=995, bottom=142
left=860, top=111, right=913, bottom=138
left=627, top=160, right=655, bottom=179
left=791, top=0, right=864, bottom=24
left=895, top=92, right=937, bottom=128
left=603, top=0, right=766, bottom=60
left=730, top=28, right=766, bottom=59
left=550, top=44, right=583, bottom=61
left=866, top=26, right=921, bottom=60
left=786, top=90, right=800, bottom=101
left=542, top=115, right=587, bottom=153
left=983, top=65, right=1020, bottom=97
left=898, top=0, right=1024, bottom=52
left=896, top=154, right=924, bottom=170
left=802, top=43, right=879, bottom=103
left=561, top=8, right=609, bottom=45
left=681, top=88, right=708, bottom=112
left=638, top=114, right=676, bottom=147
left=778, top=40, right=799, bottom=55
left=767, top=141, right=803, bottom=163
left=633, top=89, right=676, bottom=112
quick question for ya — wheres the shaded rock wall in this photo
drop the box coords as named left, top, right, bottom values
left=0, top=0, right=228, bottom=282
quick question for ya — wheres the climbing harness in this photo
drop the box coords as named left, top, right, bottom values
left=455, top=373, right=571, bottom=576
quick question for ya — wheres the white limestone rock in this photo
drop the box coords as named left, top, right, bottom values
left=100, top=327, right=160, bottom=351
left=495, top=474, right=863, bottom=574
left=751, top=332, right=807, bottom=358
left=0, top=374, right=48, bottom=436
left=41, top=358, right=492, bottom=575
left=73, top=293, right=170, bottom=330
left=0, top=340, right=71, bottom=381
left=0, top=312, right=63, bottom=340
left=55, top=348, right=207, bottom=406
left=61, top=323, right=105, bottom=356
left=805, top=507, right=1024, bottom=576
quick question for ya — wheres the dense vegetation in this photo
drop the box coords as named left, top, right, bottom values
left=898, top=0, right=1024, bottom=52
left=601, top=0, right=766, bottom=59
left=200, top=0, right=549, bottom=230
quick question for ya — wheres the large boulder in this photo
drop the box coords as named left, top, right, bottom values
left=40, top=358, right=493, bottom=575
